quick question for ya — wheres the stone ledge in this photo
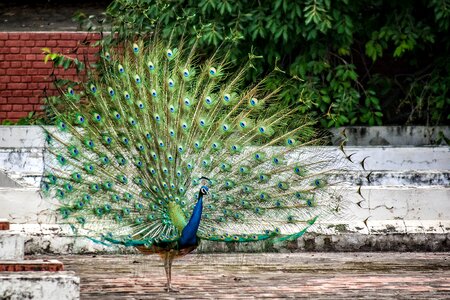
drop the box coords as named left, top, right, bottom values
left=0, top=232, right=24, bottom=260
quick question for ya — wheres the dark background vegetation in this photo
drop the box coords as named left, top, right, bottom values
left=2, top=0, right=449, bottom=128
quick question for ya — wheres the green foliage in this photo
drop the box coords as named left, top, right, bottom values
left=75, top=0, right=449, bottom=126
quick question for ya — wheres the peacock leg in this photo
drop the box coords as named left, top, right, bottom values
left=163, top=251, right=179, bottom=292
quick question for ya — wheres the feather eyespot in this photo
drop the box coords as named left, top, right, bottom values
left=67, top=87, right=74, bottom=95
left=223, top=94, right=230, bottom=102
left=132, top=43, right=139, bottom=53
left=151, top=89, right=157, bottom=97
left=250, top=98, right=258, bottom=106
left=134, top=75, right=141, bottom=83
left=148, top=61, right=155, bottom=70
left=168, top=79, right=174, bottom=87
left=209, top=67, right=216, bottom=75
left=183, top=69, right=189, bottom=77
left=118, top=64, right=124, bottom=73
left=166, top=49, right=173, bottom=58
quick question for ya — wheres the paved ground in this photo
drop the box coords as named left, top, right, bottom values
left=31, top=252, right=450, bottom=299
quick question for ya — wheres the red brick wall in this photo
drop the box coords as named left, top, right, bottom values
left=0, top=32, right=99, bottom=122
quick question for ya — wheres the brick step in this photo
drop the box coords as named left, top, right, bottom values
left=0, top=219, right=9, bottom=230
left=0, top=259, right=63, bottom=272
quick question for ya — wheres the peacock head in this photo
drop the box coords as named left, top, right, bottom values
left=199, top=186, right=209, bottom=196
left=198, top=176, right=211, bottom=196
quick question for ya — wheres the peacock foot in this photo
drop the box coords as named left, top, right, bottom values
left=164, top=284, right=180, bottom=292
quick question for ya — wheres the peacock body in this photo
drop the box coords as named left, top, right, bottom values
left=42, top=36, right=352, bottom=291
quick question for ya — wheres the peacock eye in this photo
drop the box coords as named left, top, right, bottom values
left=201, top=188, right=206, bottom=194
left=124, top=92, right=130, bottom=99
left=222, top=125, right=228, bottom=131
left=108, top=87, right=115, bottom=96
left=105, top=52, right=111, bottom=60
left=168, top=79, right=174, bottom=87
left=183, top=69, right=189, bottom=77
left=167, top=49, right=173, bottom=58
left=224, top=94, right=230, bottom=101
left=250, top=98, right=257, bottom=106
left=134, top=75, right=141, bottom=83
left=151, top=89, right=157, bottom=97
left=118, top=64, right=124, bottom=73
left=132, top=43, right=139, bottom=53
left=259, top=127, right=265, bottom=133
left=90, top=84, right=97, bottom=93
left=68, top=87, right=74, bottom=95
left=240, top=121, right=246, bottom=128
left=209, top=67, right=216, bottom=75
left=184, top=98, right=190, bottom=106
left=205, top=96, right=212, bottom=104
left=148, top=61, right=155, bottom=70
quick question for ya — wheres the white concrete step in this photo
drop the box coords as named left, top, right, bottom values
left=0, top=271, right=79, bottom=300
left=0, top=186, right=448, bottom=223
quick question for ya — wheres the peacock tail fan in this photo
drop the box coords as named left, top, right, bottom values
left=41, top=36, right=356, bottom=249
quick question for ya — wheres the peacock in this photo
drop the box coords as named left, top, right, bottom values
left=41, top=33, right=355, bottom=292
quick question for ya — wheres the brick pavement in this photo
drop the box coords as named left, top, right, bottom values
left=31, top=252, right=450, bottom=299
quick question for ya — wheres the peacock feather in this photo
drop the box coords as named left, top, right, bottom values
left=41, top=36, right=353, bottom=253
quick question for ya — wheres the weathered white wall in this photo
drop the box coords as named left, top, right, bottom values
left=0, top=126, right=449, bottom=252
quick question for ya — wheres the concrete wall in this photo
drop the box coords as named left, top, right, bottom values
left=0, top=126, right=449, bottom=252
left=331, top=126, right=450, bottom=146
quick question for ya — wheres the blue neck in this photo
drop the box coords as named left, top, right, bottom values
left=178, top=193, right=203, bottom=248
